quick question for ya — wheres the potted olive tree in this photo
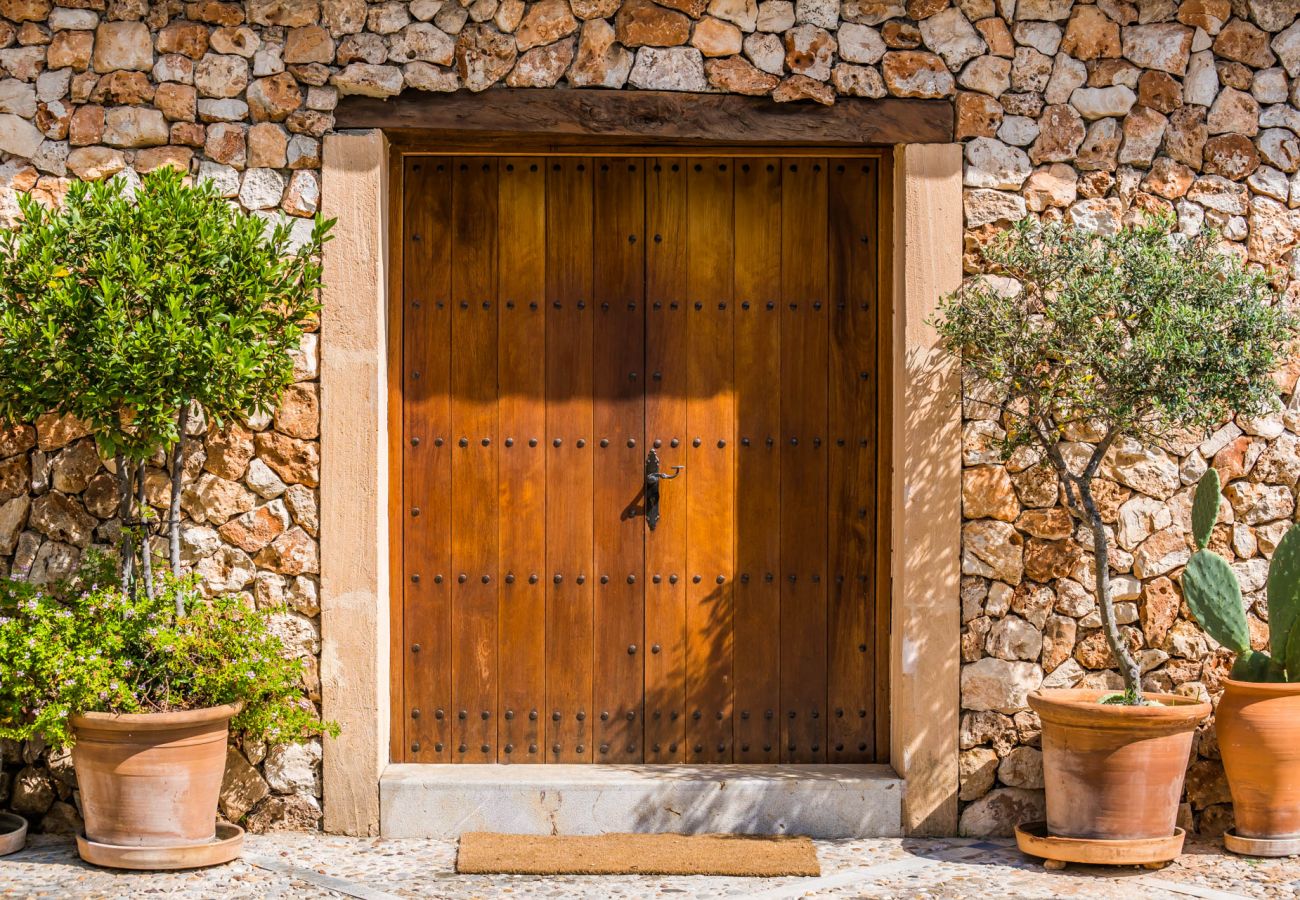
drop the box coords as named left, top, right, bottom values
left=936, top=216, right=1293, bottom=867
left=1183, top=468, right=1300, bottom=856
left=0, top=170, right=334, bottom=868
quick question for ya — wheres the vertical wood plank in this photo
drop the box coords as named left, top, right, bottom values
left=388, top=151, right=405, bottom=764
left=643, top=158, right=689, bottom=763
left=497, top=157, right=547, bottom=763
left=402, top=156, right=453, bottom=763
left=779, top=157, right=829, bottom=764
left=684, top=158, right=735, bottom=763
left=872, top=153, right=893, bottom=764
left=732, top=157, right=782, bottom=763
left=827, top=158, right=878, bottom=763
left=545, top=157, right=595, bottom=763
left=592, top=157, right=647, bottom=763
left=450, top=157, right=500, bottom=764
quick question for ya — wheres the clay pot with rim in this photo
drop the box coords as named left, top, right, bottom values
left=0, top=811, right=27, bottom=856
left=1029, top=689, right=1210, bottom=840
left=70, top=702, right=241, bottom=848
left=1216, top=679, right=1300, bottom=840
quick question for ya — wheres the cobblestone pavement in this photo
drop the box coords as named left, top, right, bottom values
left=2, top=834, right=1299, bottom=899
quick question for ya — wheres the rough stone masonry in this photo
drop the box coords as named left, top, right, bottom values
left=1, top=0, right=1300, bottom=838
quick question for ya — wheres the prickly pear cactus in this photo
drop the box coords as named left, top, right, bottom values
left=1267, top=524, right=1300, bottom=679
left=1191, top=467, right=1220, bottom=551
left=1183, top=548, right=1251, bottom=655
left=1232, top=649, right=1286, bottom=682
left=1185, top=470, right=1292, bottom=683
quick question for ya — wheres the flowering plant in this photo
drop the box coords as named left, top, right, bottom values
left=0, top=553, right=335, bottom=748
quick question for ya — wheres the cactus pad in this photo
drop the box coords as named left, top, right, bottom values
left=1191, top=469, right=1221, bottom=551
left=1183, top=548, right=1250, bottom=654
left=1267, top=523, right=1300, bottom=679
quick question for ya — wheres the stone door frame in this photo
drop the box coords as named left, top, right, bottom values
left=318, top=124, right=963, bottom=837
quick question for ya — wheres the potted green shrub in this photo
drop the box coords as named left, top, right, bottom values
left=0, top=170, right=333, bottom=868
left=936, top=216, right=1294, bottom=866
left=0, top=555, right=333, bottom=866
left=1183, top=468, right=1300, bottom=856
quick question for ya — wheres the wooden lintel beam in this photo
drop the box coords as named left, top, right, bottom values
left=335, top=88, right=954, bottom=147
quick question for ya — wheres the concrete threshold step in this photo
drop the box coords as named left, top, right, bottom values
left=380, top=763, right=902, bottom=839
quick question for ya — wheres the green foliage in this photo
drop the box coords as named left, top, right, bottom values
left=1191, top=466, right=1220, bottom=551
left=1182, top=548, right=1250, bottom=654
left=1183, top=469, right=1300, bottom=683
left=934, top=216, right=1293, bottom=454
left=1099, top=688, right=1144, bottom=706
left=0, top=553, right=336, bottom=749
left=0, top=169, right=331, bottom=461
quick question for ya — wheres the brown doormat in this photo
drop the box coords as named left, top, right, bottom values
left=456, top=832, right=821, bottom=877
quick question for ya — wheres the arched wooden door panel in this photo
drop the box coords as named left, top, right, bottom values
left=395, top=153, right=889, bottom=765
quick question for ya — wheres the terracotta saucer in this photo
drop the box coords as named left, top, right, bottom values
left=1015, top=821, right=1185, bottom=870
left=1224, top=828, right=1300, bottom=858
left=0, top=812, right=27, bottom=856
left=76, top=822, right=244, bottom=870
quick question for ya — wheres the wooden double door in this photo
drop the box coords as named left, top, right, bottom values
left=395, top=153, right=889, bottom=766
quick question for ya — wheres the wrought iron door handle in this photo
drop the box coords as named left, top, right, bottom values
left=645, top=450, right=683, bottom=531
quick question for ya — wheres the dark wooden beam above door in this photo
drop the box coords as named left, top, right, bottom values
left=336, top=88, right=953, bottom=148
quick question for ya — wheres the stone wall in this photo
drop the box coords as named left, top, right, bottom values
left=0, top=0, right=1297, bottom=837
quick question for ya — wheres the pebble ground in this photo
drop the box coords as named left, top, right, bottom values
left=2, top=833, right=1298, bottom=899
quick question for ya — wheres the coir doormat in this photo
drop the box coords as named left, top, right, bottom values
left=455, top=832, right=821, bottom=876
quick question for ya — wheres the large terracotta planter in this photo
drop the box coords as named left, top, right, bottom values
left=1217, top=679, right=1300, bottom=840
left=1029, top=690, right=1210, bottom=841
left=70, top=702, right=241, bottom=848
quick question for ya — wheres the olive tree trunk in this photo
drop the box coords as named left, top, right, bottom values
left=168, top=404, right=189, bottom=610
left=115, top=453, right=135, bottom=597
left=136, top=463, right=154, bottom=602
left=1077, top=477, right=1141, bottom=696
left=1045, top=427, right=1141, bottom=700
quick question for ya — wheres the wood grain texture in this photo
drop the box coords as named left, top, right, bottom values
left=643, top=158, right=689, bottom=764
left=591, top=157, right=646, bottom=763
left=827, top=158, right=878, bottom=763
left=340, top=90, right=953, bottom=146
left=450, top=158, right=500, bottom=764
left=401, top=157, right=453, bottom=763
left=872, top=153, right=895, bottom=765
left=732, top=158, right=782, bottom=764
left=545, top=157, right=596, bottom=763
left=497, top=158, right=547, bottom=763
left=779, top=158, right=829, bottom=763
left=684, top=159, right=735, bottom=764
left=387, top=150, right=406, bottom=764
left=397, top=151, right=890, bottom=765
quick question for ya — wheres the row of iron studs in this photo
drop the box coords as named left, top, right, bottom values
left=413, top=300, right=871, bottom=310
left=409, top=706, right=871, bottom=755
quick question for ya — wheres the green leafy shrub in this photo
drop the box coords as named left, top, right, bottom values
left=1183, top=468, right=1300, bottom=682
left=935, top=216, right=1295, bottom=704
left=0, top=169, right=331, bottom=604
left=0, top=552, right=336, bottom=749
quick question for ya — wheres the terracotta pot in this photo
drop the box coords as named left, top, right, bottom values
left=0, top=811, right=27, bottom=856
left=71, top=703, right=241, bottom=847
left=1030, top=689, right=1210, bottom=841
left=1217, top=679, right=1300, bottom=840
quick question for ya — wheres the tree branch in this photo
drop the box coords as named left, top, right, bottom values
left=169, top=403, right=189, bottom=612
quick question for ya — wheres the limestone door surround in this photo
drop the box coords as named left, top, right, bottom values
left=319, top=130, right=962, bottom=837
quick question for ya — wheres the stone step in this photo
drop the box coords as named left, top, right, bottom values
left=380, top=763, right=903, bottom=839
